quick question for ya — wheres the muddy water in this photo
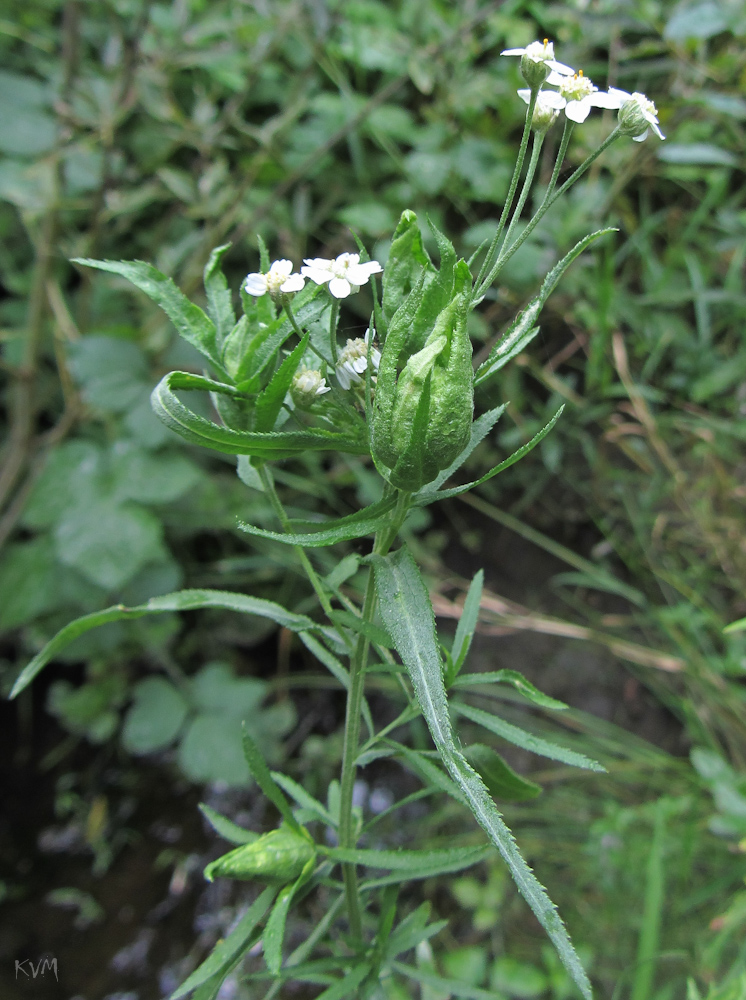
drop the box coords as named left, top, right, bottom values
left=0, top=524, right=685, bottom=999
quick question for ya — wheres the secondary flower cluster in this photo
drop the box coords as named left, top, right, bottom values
left=244, top=252, right=382, bottom=301
left=502, top=39, right=664, bottom=139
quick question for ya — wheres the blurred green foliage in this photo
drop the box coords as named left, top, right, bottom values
left=1, top=0, right=746, bottom=996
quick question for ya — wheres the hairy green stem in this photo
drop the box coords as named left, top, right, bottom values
left=338, top=489, right=411, bottom=941
left=474, top=88, right=538, bottom=299
left=257, top=464, right=337, bottom=622
left=283, top=299, right=327, bottom=367
left=492, top=125, right=623, bottom=280
left=328, top=299, right=340, bottom=365
left=491, top=132, right=545, bottom=281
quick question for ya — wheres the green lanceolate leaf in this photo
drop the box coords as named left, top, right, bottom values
left=271, top=772, right=336, bottom=827
left=254, top=333, right=309, bottom=432
left=423, top=407, right=564, bottom=503
left=382, top=210, right=431, bottom=321
left=452, top=702, right=605, bottom=772
left=328, top=610, right=393, bottom=648
left=372, top=546, right=593, bottom=1000
left=474, top=228, right=616, bottom=388
left=450, top=569, right=484, bottom=676
left=242, top=728, right=303, bottom=832
left=238, top=493, right=398, bottom=547
left=203, top=244, right=236, bottom=345
left=324, top=845, right=488, bottom=872
left=73, top=257, right=220, bottom=368
left=151, top=371, right=369, bottom=458
left=10, top=589, right=315, bottom=698
left=452, top=670, right=568, bottom=710
left=415, top=405, right=506, bottom=499
left=465, top=744, right=542, bottom=802
left=198, top=804, right=259, bottom=845
left=168, top=886, right=277, bottom=1000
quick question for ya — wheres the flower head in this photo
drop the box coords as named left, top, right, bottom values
left=501, top=38, right=574, bottom=88
left=291, top=368, right=331, bottom=409
left=530, top=91, right=562, bottom=132
left=608, top=89, right=665, bottom=141
left=335, top=327, right=381, bottom=390
left=519, top=69, right=623, bottom=124
left=244, top=259, right=304, bottom=299
left=301, top=252, right=383, bottom=299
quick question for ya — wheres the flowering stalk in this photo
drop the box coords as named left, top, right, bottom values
left=495, top=132, right=545, bottom=274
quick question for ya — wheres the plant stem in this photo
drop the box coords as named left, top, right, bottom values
left=473, top=88, right=538, bottom=300
left=337, top=489, right=411, bottom=941
left=257, top=464, right=337, bottom=622
left=492, top=132, right=545, bottom=276
left=489, top=125, right=623, bottom=282
left=329, top=299, right=340, bottom=365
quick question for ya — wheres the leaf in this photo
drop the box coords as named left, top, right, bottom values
left=198, top=804, right=259, bottom=845
left=204, top=244, right=236, bottom=344
left=264, top=880, right=298, bottom=974
left=394, top=960, right=509, bottom=1000
left=372, top=546, right=593, bottom=1000
left=386, top=903, right=448, bottom=959
left=452, top=703, right=605, bottom=772
left=179, top=715, right=253, bottom=786
left=422, top=408, right=564, bottom=503
left=476, top=229, right=616, bottom=386
left=658, top=143, right=738, bottom=167
left=329, top=610, right=393, bottom=648
left=452, top=671, right=568, bottom=710
left=254, top=334, right=309, bottom=432
left=415, top=405, right=506, bottom=498
left=122, top=677, right=189, bottom=754
left=55, top=498, right=164, bottom=591
left=271, top=772, right=336, bottom=826
left=465, top=744, right=542, bottom=802
left=152, top=371, right=368, bottom=458
left=238, top=494, right=398, bottom=547
left=451, top=570, right=484, bottom=674
left=10, top=588, right=316, bottom=698
left=73, top=258, right=220, bottom=368
left=242, top=727, right=301, bottom=832
left=312, top=965, right=370, bottom=1000
left=168, top=886, right=277, bottom=1000
left=325, top=845, right=488, bottom=873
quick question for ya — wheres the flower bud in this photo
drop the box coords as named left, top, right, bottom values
left=291, top=368, right=331, bottom=409
left=617, top=92, right=664, bottom=141
left=520, top=50, right=551, bottom=89
left=531, top=94, right=560, bottom=133
left=204, top=825, right=315, bottom=884
left=372, top=260, right=474, bottom=492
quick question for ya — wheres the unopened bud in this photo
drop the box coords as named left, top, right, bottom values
left=204, top=825, right=315, bottom=884
left=291, top=368, right=331, bottom=409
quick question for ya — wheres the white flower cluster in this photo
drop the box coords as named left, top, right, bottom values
left=336, top=327, right=381, bottom=390
left=244, top=252, right=383, bottom=301
left=502, top=40, right=664, bottom=139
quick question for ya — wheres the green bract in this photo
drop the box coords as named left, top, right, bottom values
left=204, top=824, right=316, bottom=884
left=373, top=257, right=474, bottom=492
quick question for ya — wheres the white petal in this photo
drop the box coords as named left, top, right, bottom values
left=590, top=91, right=625, bottom=110
left=316, top=384, right=331, bottom=395
left=501, top=48, right=526, bottom=56
left=352, top=356, right=368, bottom=374
left=539, top=90, right=566, bottom=109
left=346, top=261, right=382, bottom=285
left=244, top=273, right=267, bottom=296
left=303, top=256, right=333, bottom=269
left=545, top=71, right=567, bottom=86
left=336, top=365, right=352, bottom=390
left=329, top=277, right=352, bottom=298
left=564, top=99, right=591, bottom=123
left=301, top=265, right=332, bottom=285
left=607, top=87, right=631, bottom=103
left=280, top=273, right=305, bottom=292
left=517, top=88, right=532, bottom=105
left=632, top=130, right=649, bottom=142
left=547, top=59, right=575, bottom=75
left=370, top=347, right=381, bottom=368
left=651, top=123, right=665, bottom=140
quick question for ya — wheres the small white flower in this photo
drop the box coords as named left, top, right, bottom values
left=301, top=252, right=383, bottom=299
left=501, top=38, right=574, bottom=77
left=291, top=368, right=331, bottom=409
left=335, top=327, right=381, bottom=390
left=530, top=91, right=562, bottom=132
left=608, top=88, right=665, bottom=141
left=244, top=259, right=305, bottom=298
left=519, top=69, right=622, bottom=124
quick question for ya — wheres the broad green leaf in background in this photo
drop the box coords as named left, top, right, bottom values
left=372, top=546, right=593, bottom=1000
left=203, top=243, right=236, bottom=344
left=122, top=676, right=189, bottom=754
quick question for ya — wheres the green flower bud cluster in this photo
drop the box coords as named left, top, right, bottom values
left=204, top=824, right=316, bottom=884
left=372, top=223, right=474, bottom=492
